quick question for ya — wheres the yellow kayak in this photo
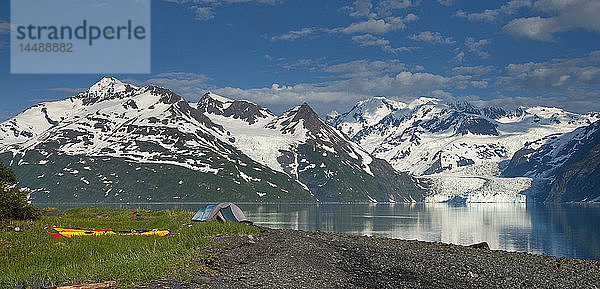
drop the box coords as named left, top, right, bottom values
left=52, top=226, right=170, bottom=237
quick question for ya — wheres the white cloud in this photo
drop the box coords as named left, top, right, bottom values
left=325, top=59, right=407, bottom=78
left=271, top=28, right=316, bottom=41
left=452, top=65, right=494, bottom=76
left=503, top=16, right=562, bottom=41
left=352, top=34, right=414, bottom=53
left=376, top=0, right=420, bottom=16
left=470, top=80, right=488, bottom=88
left=474, top=94, right=600, bottom=114
left=408, top=31, right=455, bottom=45
left=465, top=37, right=491, bottom=59
left=47, top=87, right=87, bottom=93
left=499, top=51, right=600, bottom=96
left=190, top=6, right=215, bottom=21
left=455, top=9, right=499, bottom=23
left=342, top=14, right=418, bottom=34
left=202, top=61, right=465, bottom=115
left=453, top=51, right=465, bottom=63
left=167, top=0, right=285, bottom=21
left=503, top=0, right=600, bottom=41
left=348, top=0, right=376, bottom=18
left=438, top=0, right=458, bottom=6
left=280, top=58, right=326, bottom=72
left=455, top=0, right=532, bottom=23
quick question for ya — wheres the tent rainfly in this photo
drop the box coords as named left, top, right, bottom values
left=192, top=202, right=250, bottom=223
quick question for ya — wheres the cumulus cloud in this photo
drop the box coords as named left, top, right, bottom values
left=347, top=0, right=377, bottom=18
left=438, top=0, right=458, bottom=6
left=452, top=65, right=494, bottom=76
left=453, top=51, right=465, bottom=63
left=195, top=59, right=465, bottom=115
left=465, top=37, right=491, bottom=59
left=376, top=0, right=420, bottom=16
left=498, top=51, right=600, bottom=99
left=470, top=80, right=488, bottom=88
left=408, top=31, right=455, bottom=44
left=474, top=94, right=600, bottom=114
left=212, top=68, right=458, bottom=112
left=271, top=28, right=316, bottom=41
left=352, top=34, right=414, bottom=53
left=166, top=0, right=285, bottom=21
left=455, top=0, right=532, bottom=23
left=47, top=87, right=87, bottom=93
left=325, top=59, right=407, bottom=78
left=190, top=6, right=215, bottom=21
left=342, top=14, right=418, bottom=34
left=503, top=16, right=562, bottom=41
left=279, top=58, right=326, bottom=72
left=503, top=0, right=600, bottom=41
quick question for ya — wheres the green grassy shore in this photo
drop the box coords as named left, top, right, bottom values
left=0, top=207, right=258, bottom=288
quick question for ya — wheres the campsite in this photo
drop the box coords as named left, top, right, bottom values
left=0, top=207, right=257, bottom=288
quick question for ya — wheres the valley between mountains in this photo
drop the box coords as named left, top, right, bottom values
left=1, top=78, right=598, bottom=203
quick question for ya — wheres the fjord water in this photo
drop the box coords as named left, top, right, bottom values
left=239, top=203, right=600, bottom=261
left=40, top=202, right=600, bottom=261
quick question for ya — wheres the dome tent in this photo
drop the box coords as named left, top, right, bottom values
left=192, top=202, right=250, bottom=223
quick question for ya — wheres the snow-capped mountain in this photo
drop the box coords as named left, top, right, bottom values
left=0, top=78, right=312, bottom=202
left=0, top=78, right=425, bottom=203
left=503, top=120, right=600, bottom=202
left=328, top=96, right=598, bottom=176
left=197, top=92, right=425, bottom=202
left=328, top=96, right=599, bottom=203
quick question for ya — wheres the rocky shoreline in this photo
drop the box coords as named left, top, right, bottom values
left=125, top=227, right=600, bottom=289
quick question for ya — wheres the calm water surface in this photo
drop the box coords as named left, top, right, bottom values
left=39, top=203, right=600, bottom=261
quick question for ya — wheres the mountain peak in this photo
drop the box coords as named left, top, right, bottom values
left=88, top=77, right=129, bottom=94
left=291, top=102, right=318, bottom=119
left=271, top=102, right=326, bottom=135
left=407, top=97, right=439, bottom=109
left=77, top=77, right=139, bottom=105
left=202, top=91, right=232, bottom=103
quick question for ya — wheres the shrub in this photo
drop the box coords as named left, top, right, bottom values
left=0, top=161, right=17, bottom=185
left=0, top=161, right=40, bottom=220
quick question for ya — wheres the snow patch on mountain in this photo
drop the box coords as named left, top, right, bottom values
left=329, top=96, right=599, bottom=176
left=201, top=93, right=376, bottom=178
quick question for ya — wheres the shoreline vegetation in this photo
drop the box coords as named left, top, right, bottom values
left=2, top=207, right=600, bottom=288
left=0, top=207, right=257, bottom=288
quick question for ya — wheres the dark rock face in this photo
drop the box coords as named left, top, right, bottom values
left=222, top=101, right=272, bottom=125
left=455, top=116, right=499, bottom=136
left=198, top=92, right=273, bottom=125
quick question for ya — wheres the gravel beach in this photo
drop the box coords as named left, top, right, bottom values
left=125, top=227, right=600, bottom=289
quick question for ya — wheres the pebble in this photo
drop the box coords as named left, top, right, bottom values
left=121, top=227, right=600, bottom=289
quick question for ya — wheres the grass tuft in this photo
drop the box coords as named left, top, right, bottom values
left=0, top=207, right=258, bottom=288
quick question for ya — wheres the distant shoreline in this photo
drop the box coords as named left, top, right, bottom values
left=33, top=201, right=600, bottom=206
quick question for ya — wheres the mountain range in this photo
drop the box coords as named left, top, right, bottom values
left=328, top=96, right=599, bottom=203
left=0, top=78, right=423, bottom=203
left=1, top=78, right=598, bottom=203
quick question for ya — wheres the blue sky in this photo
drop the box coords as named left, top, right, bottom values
left=1, top=0, right=599, bottom=119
